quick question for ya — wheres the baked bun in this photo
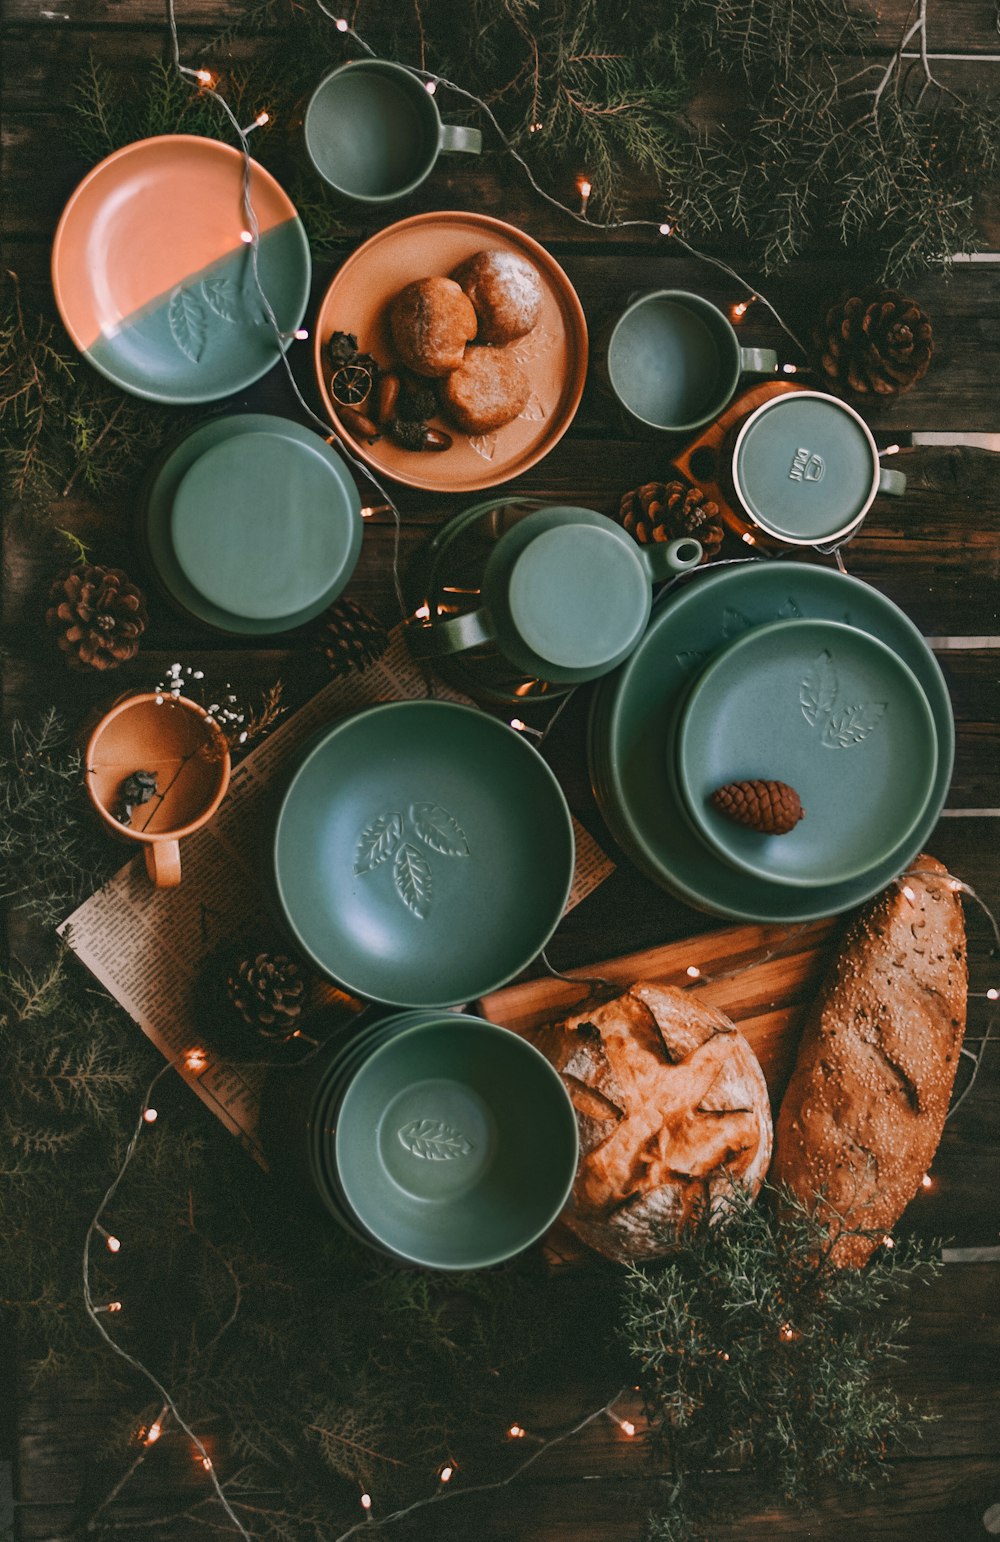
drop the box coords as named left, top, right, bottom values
left=452, top=249, right=543, bottom=344
left=772, top=856, right=967, bottom=1267
left=533, top=983, right=772, bottom=1261
left=389, top=277, right=477, bottom=378
left=439, top=346, right=531, bottom=434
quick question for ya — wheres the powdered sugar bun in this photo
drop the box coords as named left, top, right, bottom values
left=389, top=276, right=478, bottom=377
left=452, top=249, right=543, bottom=345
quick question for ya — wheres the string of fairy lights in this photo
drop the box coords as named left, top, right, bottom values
left=70, top=0, right=1000, bottom=1531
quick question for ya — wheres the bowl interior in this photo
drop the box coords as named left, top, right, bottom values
left=335, top=1018, right=578, bottom=1269
left=273, top=702, right=575, bottom=1007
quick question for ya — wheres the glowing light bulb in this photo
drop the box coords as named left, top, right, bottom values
left=986, top=986, right=998, bottom=1001
left=185, top=1048, right=208, bottom=1072
left=439, top=1463, right=454, bottom=1482
left=143, top=1107, right=158, bottom=1123
left=883, top=1235, right=895, bottom=1248
left=686, top=965, right=701, bottom=980
left=510, top=718, right=526, bottom=732
left=146, top=1421, right=162, bottom=1444
left=195, top=68, right=215, bottom=86
left=921, top=1174, right=932, bottom=1189
left=106, top=1234, right=121, bottom=1253
left=508, top=1423, right=526, bottom=1439
left=360, top=1492, right=372, bottom=1510
left=902, top=885, right=917, bottom=904
left=360, top=506, right=375, bottom=518
left=620, top=1419, right=636, bottom=1437
left=294, top=327, right=309, bottom=340
left=780, top=1323, right=795, bottom=1340
left=335, top=15, right=349, bottom=29
left=882, top=443, right=901, bottom=456
left=202, top=1456, right=213, bottom=1471
left=577, top=177, right=592, bottom=214
left=659, top=222, right=673, bottom=235
left=741, top=531, right=757, bottom=545
left=732, top=302, right=748, bottom=319
left=529, top=121, right=543, bottom=133
left=781, top=363, right=798, bottom=374
left=240, top=230, right=253, bottom=244
left=425, top=80, right=438, bottom=94
left=255, top=110, right=270, bottom=126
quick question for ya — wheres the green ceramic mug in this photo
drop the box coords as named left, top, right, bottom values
left=405, top=504, right=703, bottom=685
left=605, top=290, right=778, bottom=433
left=728, top=390, right=906, bottom=546
left=304, top=60, right=482, bottom=202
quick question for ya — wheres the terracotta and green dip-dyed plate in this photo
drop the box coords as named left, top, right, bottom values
left=52, top=135, right=311, bottom=404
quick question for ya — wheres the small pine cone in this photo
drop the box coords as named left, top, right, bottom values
left=712, top=779, right=804, bottom=835
left=814, top=289, right=933, bottom=398
left=616, top=481, right=723, bottom=559
left=44, top=564, right=148, bottom=672
left=313, top=596, right=390, bottom=677
left=227, top=952, right=305, bottom=1040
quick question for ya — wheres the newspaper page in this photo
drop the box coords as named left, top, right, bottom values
left=59, top=630, right=615, bottom=1164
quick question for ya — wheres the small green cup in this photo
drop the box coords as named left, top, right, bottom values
left=406, top=504, right=702, bottom=685
left=304, top=59, right=482, bottom=203
left=334, top=1015, right=579, bottom=1270
left=729, top=389, right=907, bottom=546
left=605, top=290, right=778, bottom=433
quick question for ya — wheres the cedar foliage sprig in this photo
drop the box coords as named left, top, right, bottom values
left=0, top=272, right=190, bottom=516
left=625, top=1183, right=941, bottom=1541
left=0, top=712, right=120, bottom=927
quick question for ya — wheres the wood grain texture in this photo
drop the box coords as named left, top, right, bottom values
left=4, top=0, right=1000, bottom=1536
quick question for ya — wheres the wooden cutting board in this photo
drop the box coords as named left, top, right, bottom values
left=477, top=916, right=842, bottom=1113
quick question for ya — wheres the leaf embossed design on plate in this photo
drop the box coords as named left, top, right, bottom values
left=168, top=286, right=209, bottom=363
left=799, top=650, right=838, bottom=727
left=354, top=811, right=403, bottom=874
left=397, top=1118, right=474, bottom=1160
left=393, top=842, right=433, bottom=919
left=410, top=802, right=470, bottom=857
left=821, top=700, right=887, bottom=748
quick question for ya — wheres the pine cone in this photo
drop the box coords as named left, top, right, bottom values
left=226, top=951, right=305, bottom=1040
left=712, top=780, right=804, bottom=835
left=616, top=481, right=723, bottom=559
left=44, top=565, right=148, bottom=672
left=313, top=596, right=390, bottom=677
left=815, top=289, right=933, bottom=397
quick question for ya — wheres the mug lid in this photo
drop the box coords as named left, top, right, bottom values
left=507, top=525, right=648, bottom=669
left=171, top=428, right=360, bottom=621
left=734, top=393, right=877, bottom=542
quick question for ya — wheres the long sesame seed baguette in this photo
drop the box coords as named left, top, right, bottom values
left=772, top=855, right=967, bottom=1266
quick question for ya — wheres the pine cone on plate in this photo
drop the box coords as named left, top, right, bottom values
left=712, top=779, right=804, bottom=835
left=44, top=565, right=148, bottom=672
left=616, top=480, right=723, bottom=559
left=226, top=951, right=305, bottom=1041
left=815, top=290, right=933, bottom=397
left=313, top=596, right=390, bottom=677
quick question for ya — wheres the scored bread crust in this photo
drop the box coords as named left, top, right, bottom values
left=534, top=983, right=772, bottom=1261
left=772, top=855, right=967, bottom=1266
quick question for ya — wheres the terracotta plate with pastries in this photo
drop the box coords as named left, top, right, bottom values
left=312, top=211, right=588, bottom=492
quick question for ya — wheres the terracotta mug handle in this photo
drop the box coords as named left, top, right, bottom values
left=144, top=840, right=182, bottom=888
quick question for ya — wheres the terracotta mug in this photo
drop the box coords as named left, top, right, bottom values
left=84, top=693, right=231, bottom=887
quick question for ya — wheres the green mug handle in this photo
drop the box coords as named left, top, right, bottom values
left=637, top=536, right=703, bottom=583
left=739, top=345, right=778, bottom=375
left=407, top=606, right=495, bottom=658
left=439, top=124, right=482, bottom=155
left=878, top=466, right=907, bottom=496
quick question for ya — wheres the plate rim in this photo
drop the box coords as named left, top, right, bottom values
left=674, top=615, right=939, bottom=888
left=51, top=133, right=311, bottom=405
left=311, top=209, right=589, bottom=493
left=272, top=700, right=576, bottom=1007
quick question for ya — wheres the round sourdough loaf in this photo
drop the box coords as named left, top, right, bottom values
left=772, top=855, right=967, bottom=1266
left=532, top=983, right=772, bottom=1261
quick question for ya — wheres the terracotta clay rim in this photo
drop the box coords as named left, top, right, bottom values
left=84, top=691, right=232, bottom=843
left=312, top=210, right=589, bottom=493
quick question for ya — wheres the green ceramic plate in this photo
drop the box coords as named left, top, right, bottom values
left=140, top=414, right=361, bottom=634
left=273, top=702, right=575, bottom=1007
left=587, top=562, right=954, bottom=922
left=334, top=1016, right=579, bottom=1270
left=675, top=618, right=937, bottom=887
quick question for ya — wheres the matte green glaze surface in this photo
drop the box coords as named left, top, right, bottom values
left=505, top=522, right=650, bottom=671
left=733, top=393, right=878, bottom=540
left=141, top=414, right=361, bottom=633
left=170, top=429, right=362, bottom=621
left=587, top=562, right=954, bottom=923
left=607, top=291, right=737, bottom=432
left=273, top=702, right=575, bottom=1006
left=86, top=222, right=310, bottom=404
left=675, top=618, right=937, bottom=887
left=334, top=1017, right=579, bottom=1269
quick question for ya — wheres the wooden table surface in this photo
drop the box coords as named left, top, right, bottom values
left=2, top=0, right=999, bottom=1537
